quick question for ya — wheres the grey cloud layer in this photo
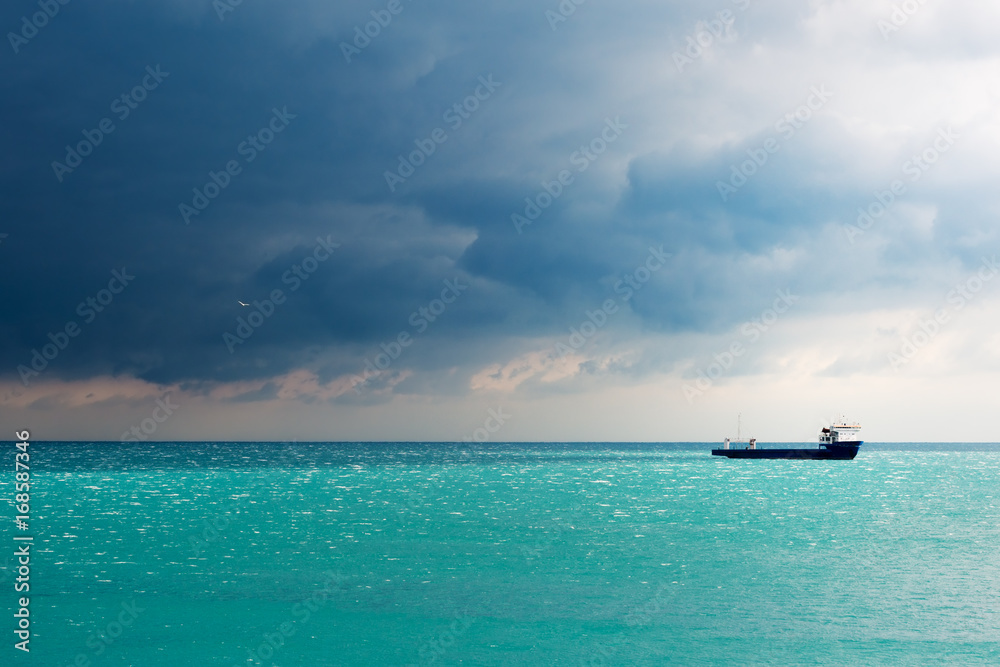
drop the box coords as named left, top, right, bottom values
left=2, top=0, right=996, bottom=394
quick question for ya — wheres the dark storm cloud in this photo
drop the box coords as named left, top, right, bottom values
left=0, top=0, right=667, bottom=386
left=2, top=0, right=996, bottom=395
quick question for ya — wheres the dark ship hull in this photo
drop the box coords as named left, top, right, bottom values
left=711, top=441, right=862, bottom=460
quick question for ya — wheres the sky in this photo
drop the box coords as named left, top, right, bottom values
left=2, top=0, right=1000, bottom=442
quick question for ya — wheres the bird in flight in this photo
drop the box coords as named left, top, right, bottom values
left=238, top=300, right=249, bottom=306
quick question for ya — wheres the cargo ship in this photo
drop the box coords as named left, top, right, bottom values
left=711, top=421, right=863, bottom=460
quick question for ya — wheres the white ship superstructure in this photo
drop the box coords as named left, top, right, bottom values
left=820, top=422, right=862, bottom=445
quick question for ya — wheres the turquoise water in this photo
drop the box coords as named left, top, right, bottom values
left=5, top=442, right=1000, bottom=665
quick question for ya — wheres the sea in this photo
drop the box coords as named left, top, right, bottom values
left=5, top=441, right=1000, bottom=666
